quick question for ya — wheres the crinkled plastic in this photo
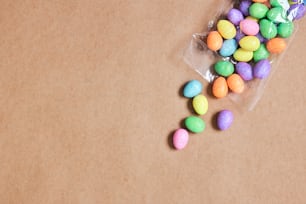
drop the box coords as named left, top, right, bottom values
left=184, top=0, right=302, bottom=111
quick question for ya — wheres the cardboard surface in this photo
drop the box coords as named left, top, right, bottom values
left=0, top=1, right=305, bottom=203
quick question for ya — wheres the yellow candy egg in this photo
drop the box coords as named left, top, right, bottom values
left=233, top=48, right=253, bottom=62
left=239, top=36, right=260, bottom=51
left=217, top=20, right=237, bottom=39
left=246, top=16, right=259, bottom=22
left=192, top=94, right=208, bottom=115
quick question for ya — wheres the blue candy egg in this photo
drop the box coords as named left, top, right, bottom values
left=219, top=39, right=238, bottom=57
left=183, top=80, right=203, bottom=98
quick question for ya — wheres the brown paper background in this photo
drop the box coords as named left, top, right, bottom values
left=0, top=0, right=305, bottom=203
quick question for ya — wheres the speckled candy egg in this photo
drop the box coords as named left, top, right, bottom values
left=253, top=59, right=271, bottom=79
left=183, top=80, right=203, bottom=98
left=240, top=19, right=260, bottom=36
left=173, top=129, right=189, bottom=150
left=235, top=62, right=253, bottom=81
left=217, top=110, right=234, bottom=131
left=227, top=8, right=244, bottom=25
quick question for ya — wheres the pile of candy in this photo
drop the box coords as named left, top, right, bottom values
left=172, top=0, right=305, bottom=151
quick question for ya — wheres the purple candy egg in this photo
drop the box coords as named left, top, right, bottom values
left=239, top=0, right=252, bottom=16
left=217, top=110, right=234, bottom=131
left=288, top=4, right=306, bottom=20
left=253, top=59, right=271, bottom=79
left=235, top=28, right=246, bottom=42
left=256, top=32, right=267, bottom=43
left=227, top=8, right=244, bottom=25
left=235, top=62, right=253, bottom=81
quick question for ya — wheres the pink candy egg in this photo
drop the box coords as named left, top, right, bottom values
left=240, top=19, right=259, bottom=36
left=173, top=129, right=189, bottom=150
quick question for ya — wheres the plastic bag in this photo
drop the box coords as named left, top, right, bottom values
left=183, top=0, right=303, bottom=111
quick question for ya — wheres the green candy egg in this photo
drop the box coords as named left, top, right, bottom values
left=249, top=3, right=269, bottom=19
left=253, top=44, right=270, bottom=62
left=214, top=61, right=234, bottom=77
left=270, top=0, right=290, bottom=8
left=267, top=7, right=288, bottom=23
left=278, top=21, right=294, bottom=38
left=185, top=116, right=205, bottom=133
left=260, top=19, right=277, bottom=39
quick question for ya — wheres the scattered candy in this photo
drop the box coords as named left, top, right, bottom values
left=266, top=37, right=286, bottom=53
left=259, top=19, right=277, bottom=39
left=277, top=21, right=294, bottom=38
left=227, top=74, right=245, bottom=93
left=253, top=59, right=271, bottom=79
left=249, top=3, right=269, bottom=19
left=192, top=94, right=208, bottom=115
left=185, top=116, right=206, bottom=133
left=217, top=20, right=237, bottom=39
left=235, top=62, right=254, bottom=81
left=212, top=77, right=228, bottom=98
left=219, top=39, right=238, bottom=57
left=253, top=44, right=270, bottom=62
left=227, top=8, right=244, bottom=25
left=240, top=19, right=260, bottom=36
left=214, top=60, right=235, bottom=77
left=234, top=48, right=254, bottom=62
left=173, top=129, right=189, bottom=150
left=217, top=110, right=234, bottom=131
left=183, top=80, right=203, bottom=98
left=207, top=31, right=223, bottom=51
left=239, top=36, right=260, bottom=51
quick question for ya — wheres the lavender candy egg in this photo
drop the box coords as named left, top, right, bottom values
left=217, top=110, right=234, bottom=131
left=235, top=28, right=246, bottom=42
left=253, top=59, right=271, bottom=79
left=239, top=0, right=252, bottom=16
left=235, top=62, right=253, bottom=81
left=227, top=8, right=244, bottom=25
left=256, top=32, right=267, bottom=43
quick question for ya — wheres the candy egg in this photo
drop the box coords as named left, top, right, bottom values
left=239, top=0, right=252, bottom=16
left=270, top=0, right=290, bottom=7
left=207, top=31, right=223, bottom=51
left=233, top=48, right=254, bottom=62
left=214, top=61, right=235, bottom=77
left=212, top=77, right=228, bottom=98
left=253, top=59, right=271, bottom=79
left=173, top=129, right=189, bottom=150
left=227, top=74, right=245, bottom=93
left=249, top=3, right=269, bottom=19
left=219, top=39, right=238, bottom=57
left=239, top=36, right=260, bottom=51
left=217, top=20, right=237, bottom=39
left=240, top=19, right=260, bottom=35
left=183, top=80, right=203, bottom=98
left=259, top=19, right=277, bottom=39
left=185, top=116, right=205, bottom=133
left=235, top=28, right=246, bottom=42
left=192, top=94, right=208, bottom=115
left=255, top=32, right=267, bottom=43
left=217, top=110, right=234, bottom=131
left=252, top=0, right=268, bottom=2
left=267, top=7, right=287, bottom=23
left=253, top=44, right=270, bottom=62
left=246, top=16, right=259, bottom=22
left=227, top=8, right=244, bottom=25
left=277, top=22, right=294, bottom=38
left=266, top=37, right=286, bottom=54
left=235, top=62, right=253, bottom=81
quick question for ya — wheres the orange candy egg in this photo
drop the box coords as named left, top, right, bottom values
left=207, top=31, right=223, bottom=51
left=266, top=38, right=286, bottom=54
left=212, top=77, right=228, bottom=98
left=227, top=74, right=245, bottom=94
